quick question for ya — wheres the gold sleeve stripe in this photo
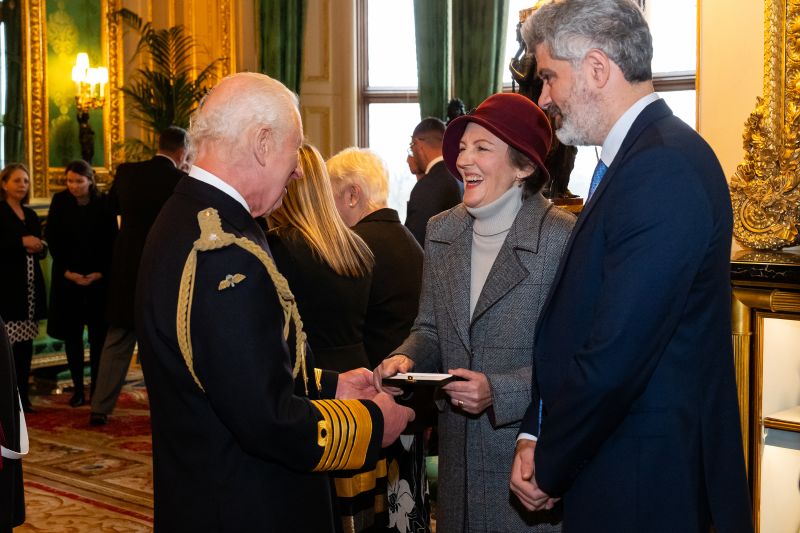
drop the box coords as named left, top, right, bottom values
left=318, top=400, right=348, bottom=471
left=333, top=458, right=388, bottom=498
left=324, top=399, right=354, bottom=470
left=310, top=399, right=374, bottom=472
left=345, top=401, right=372, bottom=470
left=314, top=368, right=323, bottom=392
left=313, top=400, right=338, bottom=471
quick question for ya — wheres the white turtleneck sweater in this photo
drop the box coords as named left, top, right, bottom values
left=465, top=184, right=524, bottom=317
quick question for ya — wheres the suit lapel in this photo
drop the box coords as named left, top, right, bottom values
left=471, top=195, right=550, bottom=324
left=538, top=99, right=674, bottom=317
left=429, top=208, right=473, bottom=351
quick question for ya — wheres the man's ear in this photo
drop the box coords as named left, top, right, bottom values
left=584, top=48, right=611, bottom=89
left=254, top=127, right=272, bottom=166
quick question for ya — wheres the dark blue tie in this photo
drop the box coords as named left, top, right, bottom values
left=588, top=160, right=608, bottom=200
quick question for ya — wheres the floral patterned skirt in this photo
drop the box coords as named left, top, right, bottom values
left=333, top=433, right=431, bottom=533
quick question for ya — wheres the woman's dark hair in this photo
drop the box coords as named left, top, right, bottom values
left=0, top=163, right=31, bottom=204
left=508, top=146, right=547, bottom=196
left=64, top=159, right=98, bottom=197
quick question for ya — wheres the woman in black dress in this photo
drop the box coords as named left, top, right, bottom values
left=327, top=147, right=430, bottom=533
left=267, top=144, right=379, bottom=531
left=267, top=143, right=374, bottom=373
left=0, top=164, right=47, bottom=413
left=46, top=160, right=117, bottom=407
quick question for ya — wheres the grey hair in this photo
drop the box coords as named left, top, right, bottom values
left=188, top=72, right=300, bottom=161
left=522, top=0, right=653, bottom=83
left=326, top=147, right=390, bottom=211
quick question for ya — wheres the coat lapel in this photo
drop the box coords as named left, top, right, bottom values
left=429, top=207, right=473, bottom=352
left=471, top=194, right=552, bottom=324
left=538, top=99, right=674, bottom=318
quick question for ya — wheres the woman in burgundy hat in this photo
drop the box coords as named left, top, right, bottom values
left=375, top=92, right=576, bottom=532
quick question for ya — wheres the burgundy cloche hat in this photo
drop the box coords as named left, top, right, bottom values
left=442, top=92, right=552, bottom=180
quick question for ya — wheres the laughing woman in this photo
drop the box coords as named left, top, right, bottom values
left=374, top=93, right=576, bottom=533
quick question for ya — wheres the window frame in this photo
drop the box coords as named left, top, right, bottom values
left=356, top=0, right=420, bottom=147
left=357, top=0, right=697, bottom=146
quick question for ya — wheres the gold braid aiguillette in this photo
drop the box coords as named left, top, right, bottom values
left=176, top=208, right=309, bottom=394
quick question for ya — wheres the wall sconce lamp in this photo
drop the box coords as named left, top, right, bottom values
left=71, top=53, right=108, bottom=163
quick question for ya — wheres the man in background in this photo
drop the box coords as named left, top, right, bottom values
left=89, top=127, right=188, bottom=426
left=404, top=117, right=462, bottom=247
left=510, top=1, right=753, bottom=531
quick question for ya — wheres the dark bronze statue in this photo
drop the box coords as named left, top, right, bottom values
left=77, top=109, right=95, bottom=164
left=509, top=7, right=579, bottom=202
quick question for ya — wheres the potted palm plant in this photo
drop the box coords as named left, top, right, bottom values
left=112, top=9, right=224, bottom=160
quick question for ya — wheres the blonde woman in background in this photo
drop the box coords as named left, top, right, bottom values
left=267, top=143, right=374, bottom=373
left=267, top=143, right=386, bottom=531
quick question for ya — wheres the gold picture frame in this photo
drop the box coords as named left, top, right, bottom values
left=730, top=0, right=800, bottom=250
left=21, top=0, right=124, bottom=198
left=731, top=285, right=800, bottom=531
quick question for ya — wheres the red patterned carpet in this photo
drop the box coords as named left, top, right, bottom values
left=17, top=375, right=154, bottom=532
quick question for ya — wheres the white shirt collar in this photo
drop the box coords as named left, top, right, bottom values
left=600, top=92, right=661, bottom=167
left=189, top=165, right=251, bottom=213
left=425, top=155, right=444, bottom=175
left=155, top=153, right=177, bottom=167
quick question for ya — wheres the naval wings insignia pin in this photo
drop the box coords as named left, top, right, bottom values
left=218, top=273, right=246, bottom=291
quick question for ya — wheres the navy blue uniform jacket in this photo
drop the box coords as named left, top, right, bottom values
left=521, top=100, right=753, bottom=532
left=136, top=178, right=383, bottom=532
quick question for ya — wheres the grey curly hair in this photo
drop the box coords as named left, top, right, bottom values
left=522, top=0, right=653, bottom=83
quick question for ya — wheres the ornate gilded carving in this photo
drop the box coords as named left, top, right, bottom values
left=220, top=0, right=234, bottom=76
left=730, top=0, right=800, bottom=250
left=22, top=0, right=47, bottom=198
left=22, top=0, right=125, bottom=197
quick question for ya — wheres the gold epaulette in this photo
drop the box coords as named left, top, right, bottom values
left=176, top=208, right=309, bottom=394
left=314, top=368, right=323, bottom=393
left=311, top=399, right=373, bottom=471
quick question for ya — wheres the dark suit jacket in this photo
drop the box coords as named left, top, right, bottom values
left=404, top=160, right=462, bottom=248
left=521, top=100, right=753, bottom=532
left=136, top=177, right=382, bottom=532
left=107, top=156, right=185, bottom=329
left=0, top=316, right=25, bottom=529
left=267, top=226, right=372, bottom=372
left=0, top=201, right=46, bottom=323
left=352, top=208, right=423, bottom=367
left=45, top=190, right=117, bottom=338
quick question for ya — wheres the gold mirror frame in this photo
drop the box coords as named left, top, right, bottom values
left=21, top=0, right=124, bottom=198
left=730, top=0, right=800, bottom=250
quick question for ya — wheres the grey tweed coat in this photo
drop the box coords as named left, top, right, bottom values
left=393, top=193, right=575, bottom=533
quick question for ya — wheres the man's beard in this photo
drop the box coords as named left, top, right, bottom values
left=551, top=76, right=606, bottom=147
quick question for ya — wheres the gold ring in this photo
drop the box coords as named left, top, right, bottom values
left=458, top=400, right=464, bottom=409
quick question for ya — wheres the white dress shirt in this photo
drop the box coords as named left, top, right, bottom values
left=189, top=165, right=250, bottom=214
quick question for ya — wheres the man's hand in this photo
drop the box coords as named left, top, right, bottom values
left=510, top=439, right=558, bottom=511
left=372, top=392, right=415, bottom=447
left=336, top=367, right=378, bottom=400
left=441, top=368, right=492, bottom=414
left=372, top=354, right=414, bottom=395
